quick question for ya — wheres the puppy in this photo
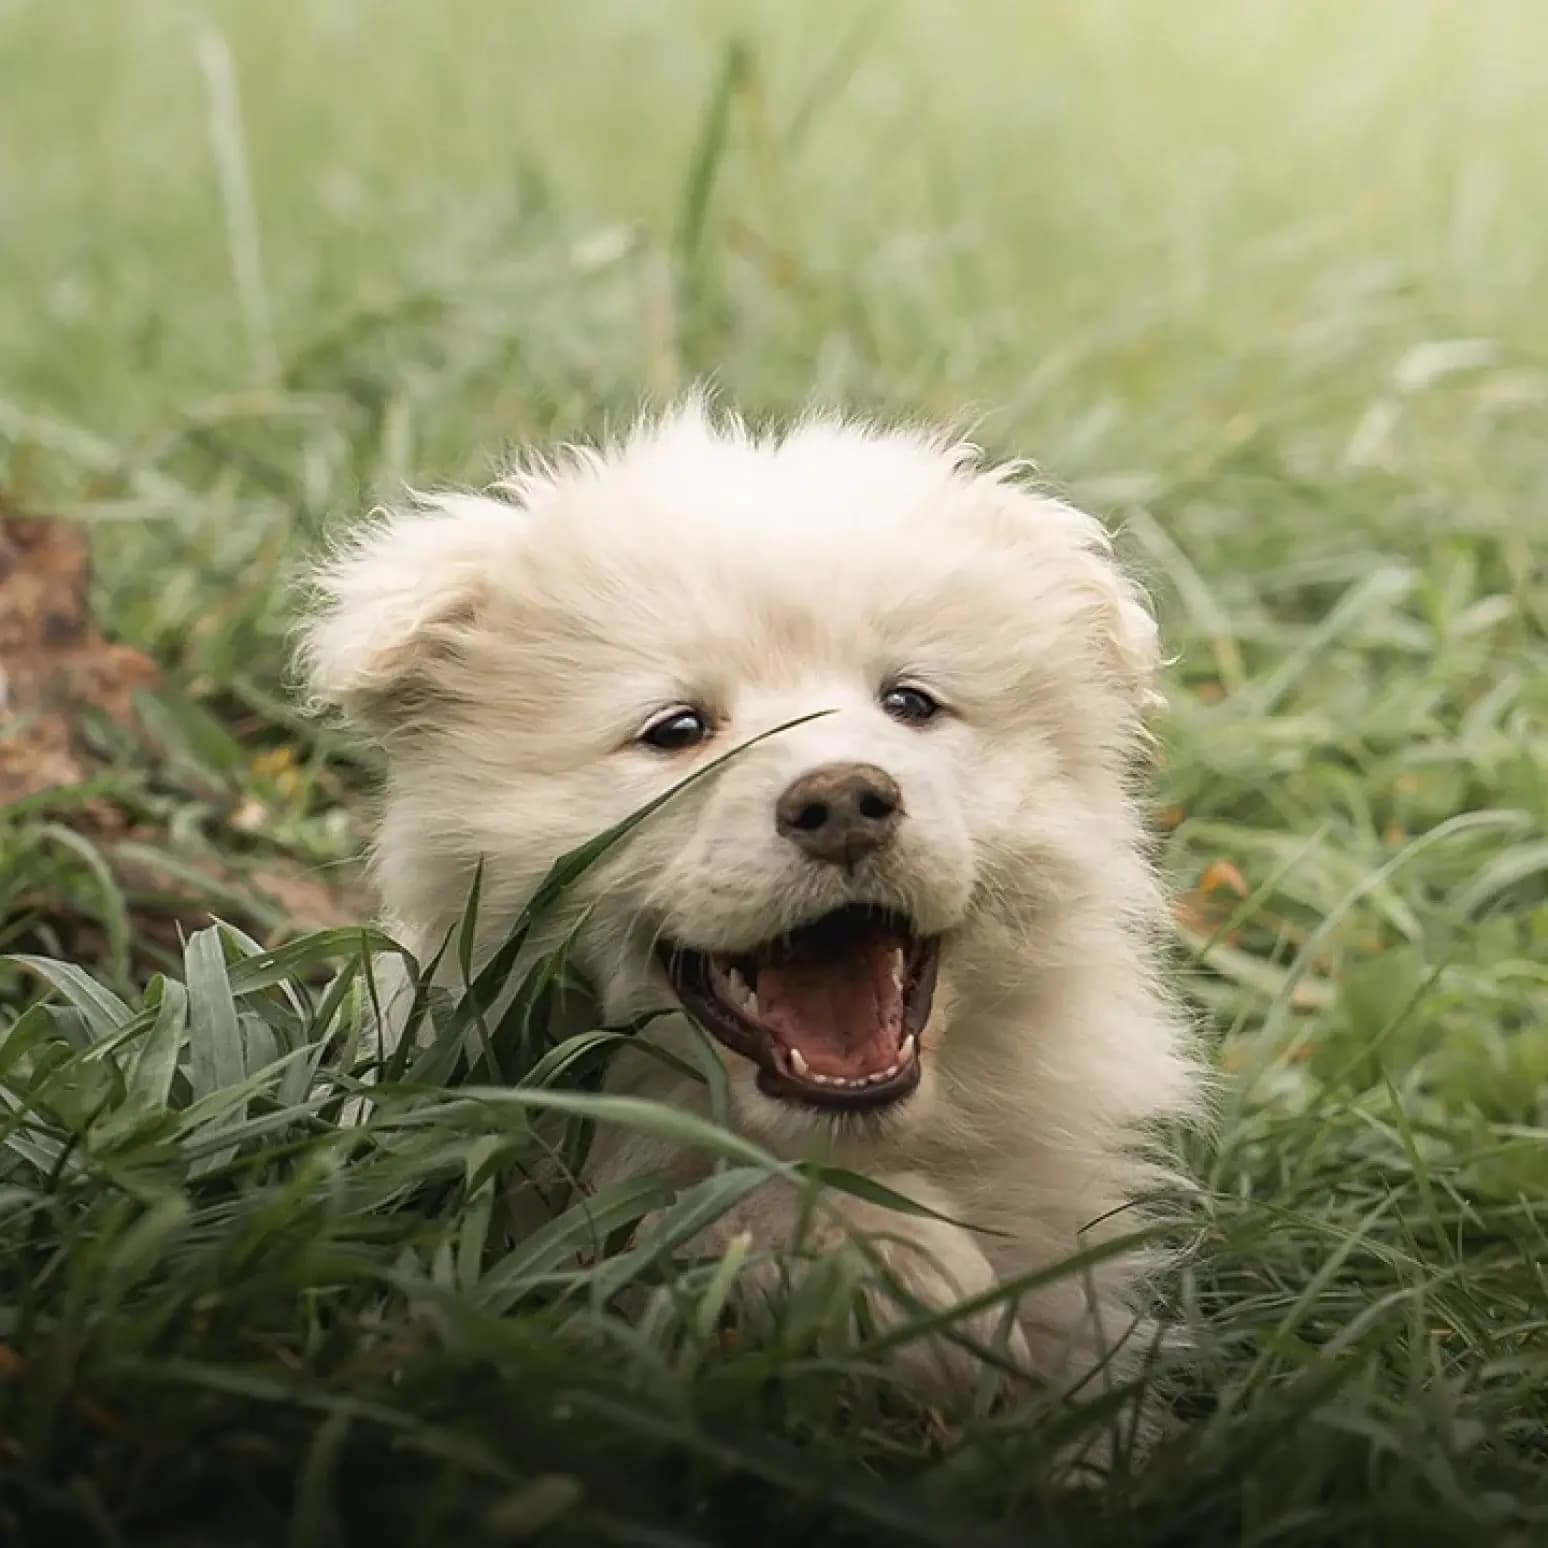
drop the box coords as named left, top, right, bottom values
left=301, top=403, right=1201, bottom=1408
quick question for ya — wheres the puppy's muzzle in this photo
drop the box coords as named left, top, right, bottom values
left=775, top=762, right=903, bottom=868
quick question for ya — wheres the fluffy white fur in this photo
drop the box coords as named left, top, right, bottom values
left=300, top=402, right=1201, bottom=1407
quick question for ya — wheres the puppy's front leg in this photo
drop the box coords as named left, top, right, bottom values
left=675, top=1171, right=1029, bottom=1406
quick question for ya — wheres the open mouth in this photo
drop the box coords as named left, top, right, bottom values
left=660, top=904, right=939, bottom=1111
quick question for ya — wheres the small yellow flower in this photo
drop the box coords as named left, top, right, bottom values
left=251, top=745, right=301, bottom=797
left=251, top=746, right=294, bottom=777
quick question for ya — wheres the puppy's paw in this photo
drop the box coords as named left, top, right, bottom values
left=833, top=1184, right=1032, bottom=1409
left=662, top=1172, right=1029, bottom=1411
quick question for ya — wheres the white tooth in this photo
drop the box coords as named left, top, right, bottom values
left=881, top=1061, right=899, bottom=1079
left=725, top=966, right=758, bottom=1016
left=788, top=1047, right=810, bottom=1077
left=899, top=1034, right=918, bottom=1065
left=866, top=1070, right=888, bottom=1084
left=812, top=1073, right=830, bottom=1085
left=890, top=948, right=905, bottom=991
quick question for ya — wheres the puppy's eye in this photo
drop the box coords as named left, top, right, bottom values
left=639, top=707, right=713, bottom=752
left=881, top=685, right=941, bottom=725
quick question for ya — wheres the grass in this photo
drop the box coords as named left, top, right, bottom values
left=2, top=0, right=1547, bottom=1540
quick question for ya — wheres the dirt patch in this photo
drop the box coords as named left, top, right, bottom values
left=0, top=502, right=160, bottom=806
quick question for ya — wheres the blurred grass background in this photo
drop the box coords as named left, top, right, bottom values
left=2, top=1, right=1547, bottom=1542
left=4, top=0, right=1547, bottom=718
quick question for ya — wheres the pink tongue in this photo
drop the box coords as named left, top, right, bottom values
left=754, top=934, right=903, bottom=1079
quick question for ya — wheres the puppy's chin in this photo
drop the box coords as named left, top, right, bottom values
left=727, top=1057, right=944, bottom=1155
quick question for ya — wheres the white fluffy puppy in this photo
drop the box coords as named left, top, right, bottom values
left=302, top=403, right=1200, bottom=1402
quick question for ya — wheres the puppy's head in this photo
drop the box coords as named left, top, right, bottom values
left=301, top=405, right=1162, bottom=1145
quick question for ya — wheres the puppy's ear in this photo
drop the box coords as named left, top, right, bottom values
left=298, top=496, right=519, bottom=737
left=1075, top=537, right=1163, bottom=711
left=991, top=482, right=1163, bottom=709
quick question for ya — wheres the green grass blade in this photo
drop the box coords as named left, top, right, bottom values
left=184, top=926, right=246, bottom=1100
left=127, top=976, right=187, bottom=1110
left=4, top=956, right=132, bottom=1041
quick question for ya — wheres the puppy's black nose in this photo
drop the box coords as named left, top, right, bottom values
left=775, top=762, right=903, bottom=866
